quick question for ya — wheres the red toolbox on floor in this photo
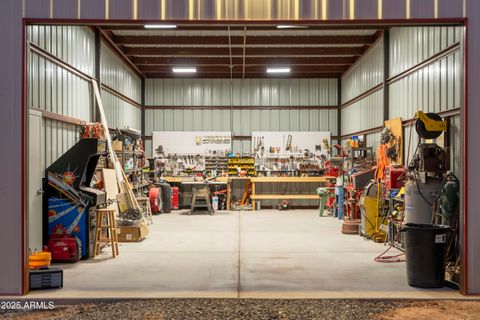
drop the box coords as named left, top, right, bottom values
left=171, top=187, right=180, bottom=210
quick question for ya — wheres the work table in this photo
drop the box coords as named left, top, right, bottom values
left=161, top=176, right=336, bottom=211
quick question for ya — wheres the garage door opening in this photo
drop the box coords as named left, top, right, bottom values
left=24, top=21, right=465, bottom=298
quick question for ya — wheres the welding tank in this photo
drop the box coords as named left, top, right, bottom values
left=405, top=178, right=442, bottom=224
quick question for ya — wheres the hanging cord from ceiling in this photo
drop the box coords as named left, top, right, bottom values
left=228, top=26, right=234, bottom=135
left=242, top=26, right=247, bottom=79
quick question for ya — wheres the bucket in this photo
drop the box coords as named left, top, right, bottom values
left=29, top=251, right=52, bottom=270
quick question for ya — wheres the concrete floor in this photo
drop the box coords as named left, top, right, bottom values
left=27, top=210, right=463, bottom=299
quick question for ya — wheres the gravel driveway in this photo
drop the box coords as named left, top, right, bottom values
left=1, top=299, right=479, bottom=320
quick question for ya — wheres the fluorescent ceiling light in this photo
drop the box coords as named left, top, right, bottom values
left=144, top=24, right=177, bottom=29
left=172, top=67, right=197, bottom=73
left=276, top=25, right=307, bottom=29
left=267, top=67, right=291, bottom=73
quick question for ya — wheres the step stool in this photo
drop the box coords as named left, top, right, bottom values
left=190, top=186, right=213, bottom=215
left=94, top=208, right=119, bottom=258
left=137, top=197, right=154, bottom=225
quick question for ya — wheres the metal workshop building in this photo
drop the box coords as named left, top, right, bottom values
left=0, top=0, right=479, bottom=296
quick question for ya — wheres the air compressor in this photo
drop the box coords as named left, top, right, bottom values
left=404, top=112, right=448, bottom=224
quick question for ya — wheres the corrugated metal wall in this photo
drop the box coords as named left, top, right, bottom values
left=341, top=89, right=384, bottom=134
left=390, top=27, right=463, bottom=77
left=341, top=38, right=384, bottom=102
left=339, top=26, right=463, bottom=175
left=27, top=26, right=144, bottom=170
left=145, top=78, right=338, bottom=156
left=389, top=26, right=463, bottom=175
left=100, top=43, right=142, bottom=131
left=340, top=38, right=384, bottom=136
left=102, top=90, right=142, bottom=131
left=100, top=43, right=142, bottom=103
left=146, top=78, right=337, bottom=106
left=27, top=25, right=95, bottom=169
left=389, top=52, right=462, bottom=119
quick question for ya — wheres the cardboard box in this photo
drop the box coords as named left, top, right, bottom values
left=117, top=222, right=149, bottom=242
left=112, top=140, right=123, bottom=152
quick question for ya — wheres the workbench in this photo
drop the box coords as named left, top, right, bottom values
left=249, top=176, right=336, bottom=210
left=161, top=176, right=336, bottom=211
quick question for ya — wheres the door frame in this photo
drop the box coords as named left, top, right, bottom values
left=21, top=17, right=469, bottom=295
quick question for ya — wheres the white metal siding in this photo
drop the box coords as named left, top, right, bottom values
left=389, top=51, right=462, bottom=119
left=449, top=115, right=461, bottom=176
left=389, top=27, right=463, bottom=174
left=390, top=26, right=463, bottom=77
left=100, top=42, right=142, bottom=131
left=146, top=78, right=337, bottom=106
left=102, top=90, right=142, bottom=131
left=145, top=108, right=336, bottom=155
left=27, top=25, right=95, bottom=77
left=27, top=26, right=95, bottom=170
left=366, top=131, right=381, bottom=155
left=341, top=89, right=383, bottom=136
left=341, top=38, right=384, bottom=103
left=101, top=43, right=142, bottom=103
left=145, top=77, right=338, bottom=156
left=43, top=119, right=80, bottom=169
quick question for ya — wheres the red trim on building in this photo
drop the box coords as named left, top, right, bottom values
left=462, top=19, right=469, bottom=295
left=19, top=17, right=470, bottom=295
left=21, top=19, right=27, bottom=295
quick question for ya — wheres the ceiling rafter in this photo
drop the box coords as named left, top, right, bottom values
left=131, top=56, right=357, bottom=66
left=100, top=25, right=381, bottom=79
left=113, top=35, right=376, bottom=46
left=123, top=46, right=365, bottom=56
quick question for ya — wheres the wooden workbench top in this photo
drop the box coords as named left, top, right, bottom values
left=162, top=176, right=336, bottom=183
left=249, top=176, right=336, bottom=183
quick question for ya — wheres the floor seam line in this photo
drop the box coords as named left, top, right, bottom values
left=237, top=211, right=241, bottom=298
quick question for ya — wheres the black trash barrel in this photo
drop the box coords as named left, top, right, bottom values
left=402, top=223, right=450, bottom=288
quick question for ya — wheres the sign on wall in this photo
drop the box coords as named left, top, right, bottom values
left=152, top=131, right=232, bottom=156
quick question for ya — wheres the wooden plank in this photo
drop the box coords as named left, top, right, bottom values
left=250, top=177, right=335, bottom=183
left=102, top=169, right=120, bottom=216
left=161, top=176, right=184, bottom=183
left=384, top=117, right=404, bottom=165
left=251, top=194, right=320, bottom=200
left=31, top=108, right=85, bottom=126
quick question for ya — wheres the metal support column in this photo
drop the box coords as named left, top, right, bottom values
left=141, top=78, right=145, bottom=137
left=94, top=29, right=102, bottom=122
left=383, top=30, right=390, bottom=122
left=337, top=78, right=342, bottom=145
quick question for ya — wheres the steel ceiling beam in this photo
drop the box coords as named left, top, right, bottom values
left=114, top=35, right=376, bottom=46
left=123, top=46, right=365, bottom=56
left=131, top=56, right=356, bottom=66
